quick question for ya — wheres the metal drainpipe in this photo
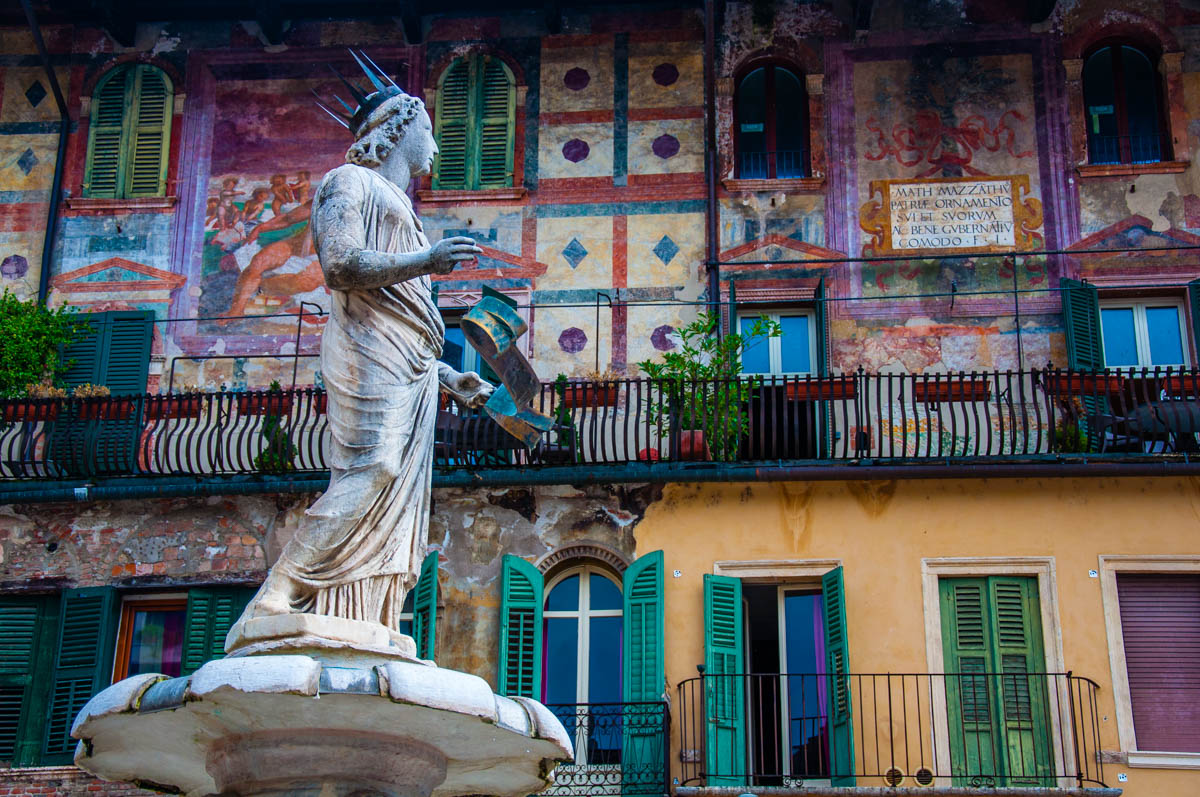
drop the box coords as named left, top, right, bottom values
left=21, top=0, right=70, bottom=306
left=703, top=0, right=720, bottom=328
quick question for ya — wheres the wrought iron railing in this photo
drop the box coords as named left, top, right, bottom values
left=1087, top=132, right=1165, bottom=165
left=2, top=367, right=1199, bottom=481
left=737, top=149, right=809, bottom=179
left=676, top=672, right=1105, bottom=788
left=543, top=702, right=670, bottom=796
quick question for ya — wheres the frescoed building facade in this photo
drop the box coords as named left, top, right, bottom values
left=0, top=0, right=1198, bottom=795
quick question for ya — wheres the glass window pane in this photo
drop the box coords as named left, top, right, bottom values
left=588, top=615, right=623, bottom=705
left=773, top=68, right=808, bottom=178
left=1121, top=46, right=1162, bottom=163
left=1083, top=47, right=1119, bottom=164
left=783, top=591, right=827, bottom=778
left=589, top=573, right=622, bottom=611
left=779, top=315, right=812, bottom=374
left=128, top=608, right=186, bottom=678
left=1102, top=307, right=1139, bottom=366
left=441, top=325, right=466, bottom=371
left=543, top=617, right=579, bottom=704
left=736, top=68, right=767, bottom=177
left=546, top=574, right=579, bottom=612
left=1146, top=306, right=1185, bottom=365
left=741, top=316, right=771, bottom=374
left=397, top=618, right=413, bottom=636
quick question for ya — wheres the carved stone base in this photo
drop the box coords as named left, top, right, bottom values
left=225, top=613, right=419, bottom=665
left=71, top=650, right=572, bottom=797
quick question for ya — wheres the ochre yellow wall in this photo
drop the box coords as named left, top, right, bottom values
left=636, top=477, right=1200, bottom=796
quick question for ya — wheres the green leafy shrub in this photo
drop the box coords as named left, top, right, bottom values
left=0, top=290, right=83, bottom=397
left=253, top=380, right=296, bottom=472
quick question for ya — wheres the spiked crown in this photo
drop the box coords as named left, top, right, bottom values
left=314, top=50, right=405, bottom=136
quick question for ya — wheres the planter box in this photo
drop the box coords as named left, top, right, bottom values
left=79, top=399, right=135, bottom=420
left=678, top=429, right=710, bottom=461
left=237, top=392, right=294, bottom=416
left=1044, top=373, right=1126, bottom=396
left=314, top=392, right=328, bottom=415
left=145, top=396, right=203, bottom=420
left=1162, top=375, right=1200, bottom=398
left=560, top=384, right=620, bottom=409
left=912, top=379, right=992, bottom=403
left=2, top=402, right=60, bottom=422
left=785, top=377, right=857, bottom=401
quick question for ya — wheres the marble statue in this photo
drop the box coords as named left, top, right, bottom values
left=229, top=54, right=491, bottom=644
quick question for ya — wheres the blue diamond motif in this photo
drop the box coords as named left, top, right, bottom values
left=24, top=80, right=46, bottom=108
left=561, top=237, right=588, bottom=269
left=653, top=235, right=679, bottom=265
left=17, top=148, right=37, bottom=176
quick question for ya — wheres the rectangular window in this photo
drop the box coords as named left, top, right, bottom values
left=739, top=311, right=815, bottom=375
left=1115, top=573, right=1200, bottom=753
left=440, top=321, right=481, bottom=375
left=1100, top=300, right=1189, bottom=368
left=113, top=597, right=187, bottom=681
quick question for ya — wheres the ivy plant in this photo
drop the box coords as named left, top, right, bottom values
left=0, top=290, right=83, bottom=397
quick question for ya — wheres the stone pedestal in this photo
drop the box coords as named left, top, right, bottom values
left=71, top=636, right=572, bottom=797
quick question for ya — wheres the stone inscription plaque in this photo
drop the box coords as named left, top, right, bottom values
left=859, top=175, right=1043, bottom=256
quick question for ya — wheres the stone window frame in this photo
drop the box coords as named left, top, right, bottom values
left=1063, top=16, right=1189, bottom=179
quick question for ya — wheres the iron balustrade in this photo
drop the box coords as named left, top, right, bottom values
left=542, top=702, right=670, bottom=797
left=737, top=149, right=809, bottom=179
left=676, top=672, right=1105, bottom=789
left=3, top=367, right=1200, bottom=480
left=1086, top=133, right=1165, bottom=165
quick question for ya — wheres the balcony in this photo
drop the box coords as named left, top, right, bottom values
left=542, top=702, right=670, bottom=796
left=676, top=672, right=1107, bottom=790
left=2, top=367, right=1199, bottom=500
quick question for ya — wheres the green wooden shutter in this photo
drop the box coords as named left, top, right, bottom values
left=989, top=578, right=1051, bottom=785
left=126, top=67, right=172, bottom=197
left=59, top=314, right=105, bottom=388
left=43, top=587, right=119, bottom=764
left=703, top=574, right=745, bottom=786
left=622, top=551, right=665, bottom=797
left=940, top=578, right=1000, bottom=784
left=433, top=58, right=470, bottom=190
left=1060, top=277, right=1104, bottom=370
left=822, top=566, right=855, bottom=786
left=84, top=68, right=130, bottom=198
left=413, top=552, right=439, bottom=662
left=477, top=57, right=515, bottom=188
left=181, top=587, right=254, bottom=675
left=0, top=597, right=57, bottom=767
left=498, top=554, right=542, bottom=698
left=98, top=310, right=153, bottom=396
left=1187, top=278, right=1200, bottom=363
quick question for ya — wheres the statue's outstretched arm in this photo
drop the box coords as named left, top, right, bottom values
left=313, top=170, right=481, bottom=291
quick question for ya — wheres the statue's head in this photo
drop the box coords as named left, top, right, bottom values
left=316, top=51, right=435, bottom=176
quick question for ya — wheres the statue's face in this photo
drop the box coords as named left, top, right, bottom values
left=396, top=110, right=438, bottom=178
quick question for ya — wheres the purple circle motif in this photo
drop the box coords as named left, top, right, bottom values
left=563, top=67, right=591, bottom=91
left=652, top=63, right=679, bottom=86
left=652, top=134, right=680, bottom=159
left=651, top=325, right=677, bottom=352
left=559, top=327, right=588, bottom=354
left=0, top=254, right=28, bottom=279
left=562, top=138, right=590, bottom=163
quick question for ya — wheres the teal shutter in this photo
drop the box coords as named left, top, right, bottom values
left=83, top=68, right=129, bottom=198
left=181, top=587, right=254, bottom=675
left=1188, top=279, right=1200, bottom=362
left=43, top=587, right=119, bottom=764
left=498, top=554, right=542, bottom=698
left=433, top=58, right=470, bottom=190
left=0, top=596, right=57, bottom=767
left=99, top=311, right=153, bottom=395
left=413, top=553, right=439, bottom=661
left=703, top=574, right=745, bottom=786
left=125, top=66, right=172, bottom=198
left=622, top=551, right=665, bottom=797
left=822, top=566, right=855, bottom=786
left=1060, top=278, right=1105, bottom=370
left=59, top=314, right=105, bottom=388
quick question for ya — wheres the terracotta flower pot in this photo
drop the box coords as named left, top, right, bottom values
left=79, top=399, right=135, bottom=420
left=237, top=392, right=294, bottom=416
left=560, top=384, right=620, bottom=409
left=786, top=377, right=857, bottom=401
left=2, top=402, right=60, bottom=422
left=679, top=429, right=710, bottom=461
left=145, top=396, right=203, bottom=420
left=912, top=379, right=992, bottom=403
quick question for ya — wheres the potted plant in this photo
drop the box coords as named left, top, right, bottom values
left=3, top=382, right=65, bottom=422
left=912, top=378, right=992, bottom=403
left=637, top=312, right=781, bottom=462
left=145, top=387, right=205, bottom=421
left=238, top=380, right=294, bottom=416
left=74, top=383, right=136, bottom=420
left=786, top=376, right=857, bottom=401
left=0, top=289, right=85, bottom=422
left=252, top=381, right=296, bottom=472
left=560, top=367, right=623, bottom=408
left=539, top=374, right=580, bottom=464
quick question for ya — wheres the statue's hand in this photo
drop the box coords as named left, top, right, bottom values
left=441, top=369, right=494, bottom=408
left=429, top=236, right=482, bottom=275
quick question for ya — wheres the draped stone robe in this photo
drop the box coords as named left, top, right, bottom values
left=279, top=162, right=444, bottom=628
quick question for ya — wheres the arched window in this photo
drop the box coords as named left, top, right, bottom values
left=433, top=54, right=516, bottom=190
left=1083, top=44, right=1165, bottom=165
left=735, top=64, right=809, bottom=179
left=84, top=64, right=173, bottom=198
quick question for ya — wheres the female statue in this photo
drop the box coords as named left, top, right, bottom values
left=230, top=58, right=490, bottom=643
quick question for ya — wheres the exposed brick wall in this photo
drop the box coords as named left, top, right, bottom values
left=0, top=767, right=153, bottom=796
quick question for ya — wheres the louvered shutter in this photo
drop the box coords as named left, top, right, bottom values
left=940, top=578, right=998, bottom=783
left=1060, top=277, right=1105, bottom=371
left=703, top=574, right=745, bottom=786
left=622, top=551, right=665, bottom=796
left=433, top=58, right=470, bottom=190
left=477, top=57, right=514, bottom=188
left=1117, top=573, right=1200, bottom=753
left=989, top=578, right=1052, bottom=784
left=1187, top=279, right=1200, bottom=364
left=413, top=552, right=439, bottom=662
left=43, top=587, right=119, bottom=764
left=59, top=314, right=105, bottom=388
left=0, top=597, right=55, bottom=767
left=126, top=67, right=172, bottom=197
left=84, top=69, right=130, bottom=198
left=181, top=587, right=254, bottom=675
left=498, top=554, right=542, bottom=698
left=98, top=311, right=153, bottom=396
left=822, top=566, right=855, bottom=786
